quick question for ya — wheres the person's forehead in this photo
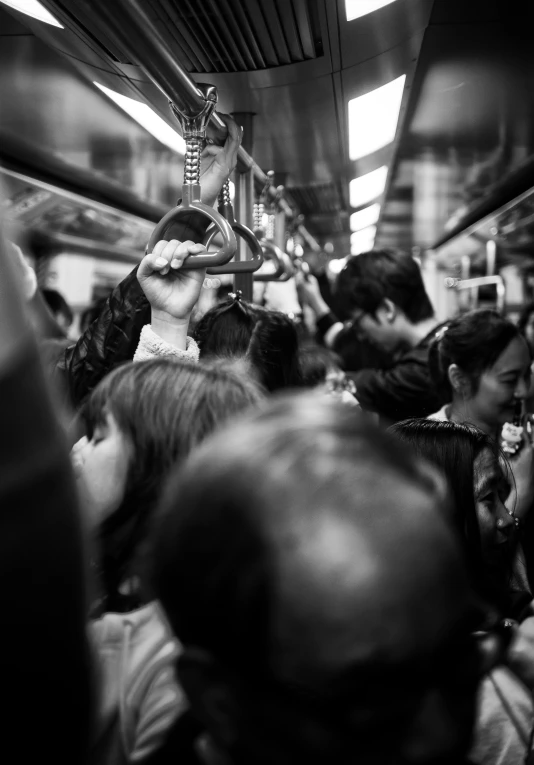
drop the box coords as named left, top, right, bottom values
left=473, top=448, right=502, bottom=493
left=491, top=336, right=529, bottom=372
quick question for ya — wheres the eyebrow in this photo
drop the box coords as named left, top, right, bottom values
left=475, top=470, right=509, bottom=498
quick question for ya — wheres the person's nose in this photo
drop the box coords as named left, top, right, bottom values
left=496, top=502, right=515, bottom=538
left=70, top=436, right=88, bottom=474
left=515, top=377, right=529, bottom=400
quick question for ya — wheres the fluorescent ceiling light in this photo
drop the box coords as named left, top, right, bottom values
left=94, top=82, right=185, bottom=155
left=350, top=166, right=388, bottom=208
left=351, top=226, right=376, bottom=255
left=0, top=0, right=62, bottom=26
left=348, top=75, right=405, bottom=160
left=346, top=0, right=396, bottom=22
left=350, top=203, right=380, bottom=232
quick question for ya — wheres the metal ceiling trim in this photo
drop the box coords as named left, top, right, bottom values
left=432, top=153, right=534, bottom=250
left=0, top=133, right=166, bottom=224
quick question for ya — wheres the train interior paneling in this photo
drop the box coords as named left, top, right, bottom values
left=2, top=0, right=534, bottom=322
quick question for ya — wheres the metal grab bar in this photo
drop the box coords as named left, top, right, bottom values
left=204, top=181, right=263, bottom=274
left=445, top=275, right=506, bottom=313
left=146, top=84, right=236, bottom=269
left=87, top=0, right=320, bottom=250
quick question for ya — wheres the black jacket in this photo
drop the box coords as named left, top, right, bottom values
left=57, top=211, right=210, bottom=409
left=347, top=326, right=444, bottom=424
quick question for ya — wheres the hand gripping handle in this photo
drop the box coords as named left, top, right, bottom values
left=254, top=239, right=287, bottom=282
left=146, top=187, right=237, bottom=269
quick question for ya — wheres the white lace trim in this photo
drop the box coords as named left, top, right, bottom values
left=133, top=324, right=200, bottom=363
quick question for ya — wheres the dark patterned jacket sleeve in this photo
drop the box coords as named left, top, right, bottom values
left=57, top=210, right=211, bottom=408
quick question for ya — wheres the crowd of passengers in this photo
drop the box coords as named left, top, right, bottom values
left=5, top=116, right=534, bottom=765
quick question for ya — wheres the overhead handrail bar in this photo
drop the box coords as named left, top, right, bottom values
left=445, top=274, right=506, bottom=314
left=146, top=83, right=236, bottom=268
left=205, top=180, right=263, bottom=274
left=86, top=0, right=319, bottom=248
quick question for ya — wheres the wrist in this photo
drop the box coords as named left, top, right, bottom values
left=151, top=310, right=191, bottom=350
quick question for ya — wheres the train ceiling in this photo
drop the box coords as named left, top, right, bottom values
left=2, top=0, right=534, bottom=261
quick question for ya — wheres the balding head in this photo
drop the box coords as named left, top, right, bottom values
left=153, top=393, right=477, bottom=765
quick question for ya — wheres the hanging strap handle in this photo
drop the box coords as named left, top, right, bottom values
left=146, top=84, right=236, bottom=269
left=204, top=181, right=264, bottom=274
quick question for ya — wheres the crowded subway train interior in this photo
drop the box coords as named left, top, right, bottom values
left=6, top=1, right=534, bottom=764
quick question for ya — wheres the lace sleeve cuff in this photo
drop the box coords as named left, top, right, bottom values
left=133, top=325, right=200, bottom=364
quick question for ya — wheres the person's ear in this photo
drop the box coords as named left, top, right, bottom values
left=448, top=364, right=470, bottom=396
left=377, top=298, right=397, bottom=324
left=177, top=648, right=240, bottom=749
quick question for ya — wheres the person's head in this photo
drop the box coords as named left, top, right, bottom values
left=428, top=310, right=531, bottom=433
left=298, top=344, right=343, bottom=387
left=518, top=302, right=534, bottom=354
left=335, top=250, right=434, bottom=353
left=41, top=288, right=73, bottom=332
left=390, top=419, right=519, bottom=616
left=193, top=294, right=302, bottom=392
left=73, top=358, right=263, bottom=611
left=152, top=393, right=483, bottom=765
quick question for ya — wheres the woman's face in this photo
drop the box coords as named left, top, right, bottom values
left=467, top=337, right=531, bottom=430
left=473, top=448, right=515, bottom=566
left=71, top=411, right=133, bottom=529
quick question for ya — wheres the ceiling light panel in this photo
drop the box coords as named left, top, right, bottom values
left=345, top=0, right=396, bottom=22
left=94, top=83, right=185, bottom=155
left=0, top=0, right=63, bottom=26
left=350, top=203, right=380, bottom=232
left=349, top=166, right=388, bottom=208
left=348, top=75, right=406, bottom=161
left=350, top=226, right=376, bottom=255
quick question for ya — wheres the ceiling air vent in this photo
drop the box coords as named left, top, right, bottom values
left=148, top=0, right=323, bottom=73
left=286, top=183, right=342, bottom=216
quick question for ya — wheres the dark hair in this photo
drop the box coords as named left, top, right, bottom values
left=152, top=393, right=456, bottom=676
left=42, top=288, right=73, bottom=326
left=390, top=419, right=523, bottom=617
left=428, top=309, right=522, bottom=403
left=193, top=298, right=302, bottom=392
left=298, top=344, right=342, bottom=387
left=518, top=301, right=534, bottom=333
left=82, top=358, right=263, bottom=612
left=335, top=249, right=434, bottom=322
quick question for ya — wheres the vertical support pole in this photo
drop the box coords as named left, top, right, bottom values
left=274, top=208, right=286, bottom=253
left=232, top=112, right=255, bottom=301
left=486, top=240, right=497, bottom=276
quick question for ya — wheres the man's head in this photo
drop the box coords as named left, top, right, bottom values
left=336, top=250, right=434, bottom=353
left=152, top=393, right=479, bottom=765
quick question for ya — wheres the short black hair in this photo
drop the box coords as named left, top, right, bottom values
left=428, top=309, right=523, bottom=402
left=194, top=298, right=302, bottom=392
left=335, top=249, right=434, bottom=323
